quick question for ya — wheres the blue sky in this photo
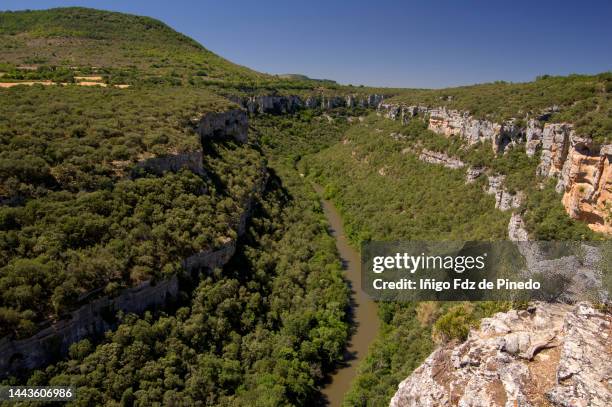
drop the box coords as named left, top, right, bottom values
left=2, top=0, right=611, bottom=88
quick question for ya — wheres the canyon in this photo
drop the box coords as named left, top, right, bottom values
left=377, top=102, right=612, bottom=236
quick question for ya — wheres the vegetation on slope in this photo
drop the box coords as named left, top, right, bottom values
left=0, top=86, right=230, bottom=197
left=0, top=85, right=265, bottom=338
left=390, top=73, right=612, bottom=143
left=303, top=115, right=510, bottom=242
left=5, top=155, right=351, bottom=407
left=0, top=7, right=266, bottom=83
left=0, top=8, right=397, bottom=96
left=303, top=114, right=595, bottom=405
left=373, top=113, right=597, bottom=240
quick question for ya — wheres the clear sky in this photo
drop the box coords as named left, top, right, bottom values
left=2, top=0, right=611, bottom=88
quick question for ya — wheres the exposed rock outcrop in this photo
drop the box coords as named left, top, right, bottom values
left=197, top=108, right=248, bottom=143
left=486, top=175, right=523, bottom=211
left=133, top=150, right=205, bottom=177
left=508, top=212, right=529, bottom=241
left=390, top=302, right=612, bottom=407
left=237, top=93, right=384, bottom=115
left=465, top=166, right=485, bottom=183
left=378, top=102, right=611, bottom=234
left=418, top=149, right=466, bottom=169
left=536, top=123, right=572, bottom=178
left=0, top=108, right=266, bottom=378
left=0, top=276, right=179, bottom=378
left=525, top=119, right=543, bottom=157
left=557, top=139, right=612, bottom=234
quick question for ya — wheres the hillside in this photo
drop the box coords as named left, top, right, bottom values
left=0, top=7, right=268, bottom=85
left=0, top=8, right=393, bottom=97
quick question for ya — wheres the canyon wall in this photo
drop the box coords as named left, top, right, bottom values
left=132, top=109, right=249, bottom=178
left=196, top=108, right=248, bottom=143
left=378, top=103, right=611, bottom=235
left=0, top=108, right=260, bottom=378
left=229, top=93, right=385, bottom=115
left=390, top=302, right=611, bottom=407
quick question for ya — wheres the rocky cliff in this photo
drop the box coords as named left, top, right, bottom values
left=231, top=93, right=385, bottom=115
left=378, top=102, right=612, bottom=234
left=132, top=109, right=249, bottom=178
left=418, top=149, right=466, bottom=169
left=558, top=142, right=612, bottom=234
left=196, top=108, right=248, bottom=143
left=390, top=302, right=612, bottom=407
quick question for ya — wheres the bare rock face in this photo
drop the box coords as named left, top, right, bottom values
left=426, top=107, right=505, bottom=151
left=197, top=108, right=248, bottom=143
left=133, top=151, right=205, bottom=178
left=390, top=303, right=612, bottom=407
left=487, top=175, right=523, bottom=210
left=508, top=212, right=529, bottom=241
left=419, top=149, right=466, bottom=169
left=241, top=93, right=384, bottom=114
left=465, top=167, right=485, bottom=183
left=377, top=102, right=611, bottom=235
left=536, top=123, right=572, bottom=178
left=0, top=276, right=180, bottom=378
left=556, top=138, right=612, bottom=234
left=525, top=119, right=543, bottom=157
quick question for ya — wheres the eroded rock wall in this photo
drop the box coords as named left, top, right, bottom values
left=418, top=149, right=466, bottom=169
left=236, top=93, right=385, bottom=115
left=197, top=108, right=248, bottom=143
left=133, top=150, right=205, bottom=177
left=390, top=303, right=612, bottom=407
left=557, top=141, right=612, bottom=234
left=378, top=102, right=611, bottom=234
left=0, top=276, right=178, bottom=376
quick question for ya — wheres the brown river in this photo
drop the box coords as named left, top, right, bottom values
left=315, top=186, right=380, bottom=406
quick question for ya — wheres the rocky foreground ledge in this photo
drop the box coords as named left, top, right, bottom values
left=390, top=302, right=611, bottom=407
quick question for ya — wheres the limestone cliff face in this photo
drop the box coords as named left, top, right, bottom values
left=197, top=108, right=248, bottom=143
left=378, top=102, right=611, bottom=234
left=134, top=109, right=248, bottom=178
left=418, top=149, right=466, bottom=169
left=381, top=104, right=524, bottom=153
left=0, top=276, right=177, bottom=376
left=486, top=174, right=523, bottom=211
left=0, top=237, right=244, bottom=376
left=133, top=150, right=206, bottom=178
left=557, top=141, right=612, bottom=234
left=390, top=303, right=612, bottom=407
left=235, top=93, right=384, bottom=115
left=536, top=123, right=572, bottom=178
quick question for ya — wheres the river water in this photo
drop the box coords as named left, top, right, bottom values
left=315, top=186, right=380, bottom=406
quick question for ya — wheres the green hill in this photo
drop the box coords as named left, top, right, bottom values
left=0, top=7, right=267, bottom=84
left=0, top=8, right=397, bottom=96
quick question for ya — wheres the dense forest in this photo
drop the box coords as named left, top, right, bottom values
left=0, top=85, right=265, bottom=337
left=2, top=158, right=353, bottom=406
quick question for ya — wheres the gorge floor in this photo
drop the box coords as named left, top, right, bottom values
left=315, top=184, right=380, bottom=406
